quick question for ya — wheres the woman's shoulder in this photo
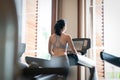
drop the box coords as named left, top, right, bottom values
left=49, top=34, right=55, bottom=40
left=50, top=33, right=56, bottom=37
left=63, top=33, right=71, bottom=39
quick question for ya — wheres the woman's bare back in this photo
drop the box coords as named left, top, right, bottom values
left=50, top=33, right=68, bottom=56
left=49, top=33, right=77, bottom=57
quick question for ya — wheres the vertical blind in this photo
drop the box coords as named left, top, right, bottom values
left=24, top=0, right=38, bottom=57
left=95, top=0, right=104, bottom=79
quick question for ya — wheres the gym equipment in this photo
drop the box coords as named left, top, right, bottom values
left=23, top=38, right=97, bottom=80
left=100, top=51, right=120, bottom=67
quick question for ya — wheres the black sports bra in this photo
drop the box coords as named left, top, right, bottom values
left=52, top=35, right=68, bottom=50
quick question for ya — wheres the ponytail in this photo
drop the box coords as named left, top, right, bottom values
left=54, top=19, right=65, bottom=36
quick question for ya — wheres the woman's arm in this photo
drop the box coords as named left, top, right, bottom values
left=48, top=36, right=54, bottom=56
left=67, top=35, right=78, bottom=54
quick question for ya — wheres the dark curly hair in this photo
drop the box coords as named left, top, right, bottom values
left=54, top=19, right=65, bottom=36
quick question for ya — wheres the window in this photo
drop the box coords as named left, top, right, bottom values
left=37, top=0, right=52, bottom=59
left=86, top=0, right=105, bottom=79
left=21, top=0, right=52, bottom=63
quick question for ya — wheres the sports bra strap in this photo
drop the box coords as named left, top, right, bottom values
left=53, top=35, right=68, bottom=50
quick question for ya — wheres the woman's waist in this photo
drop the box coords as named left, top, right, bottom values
left=51, top=54, right=69, bottom=62
left=52, top=50, right=67, bottom=57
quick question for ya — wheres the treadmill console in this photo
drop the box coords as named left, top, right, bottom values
left=67, top=38, right=91, bottom=55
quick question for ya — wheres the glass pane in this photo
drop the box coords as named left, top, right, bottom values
left=37, top=0, right=52, bottom=59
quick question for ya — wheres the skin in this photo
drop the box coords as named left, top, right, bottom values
left=48, top=27, right=78, bottom=57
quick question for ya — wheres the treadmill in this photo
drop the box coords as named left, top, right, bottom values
left=100, top=51, right=120, bottom=67
left=67, top=38, right=97, bottom=80
left=24, top=38, right=96, bottom=80
left=67, top=38, right=95, bottom=68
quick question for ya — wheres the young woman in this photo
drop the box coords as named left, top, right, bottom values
left=24, top=19, right=78, bottom=80
left=48, top=19, right=78, bottom=68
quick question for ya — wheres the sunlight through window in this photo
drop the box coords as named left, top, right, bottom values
left=37, top=0, right=52, bottom=59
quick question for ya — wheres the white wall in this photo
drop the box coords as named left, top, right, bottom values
left=104, top=0, right=120, bottom=56
left=59, top=0, right=78, bottom=38
left=58, top=0, right=78, bottom=80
